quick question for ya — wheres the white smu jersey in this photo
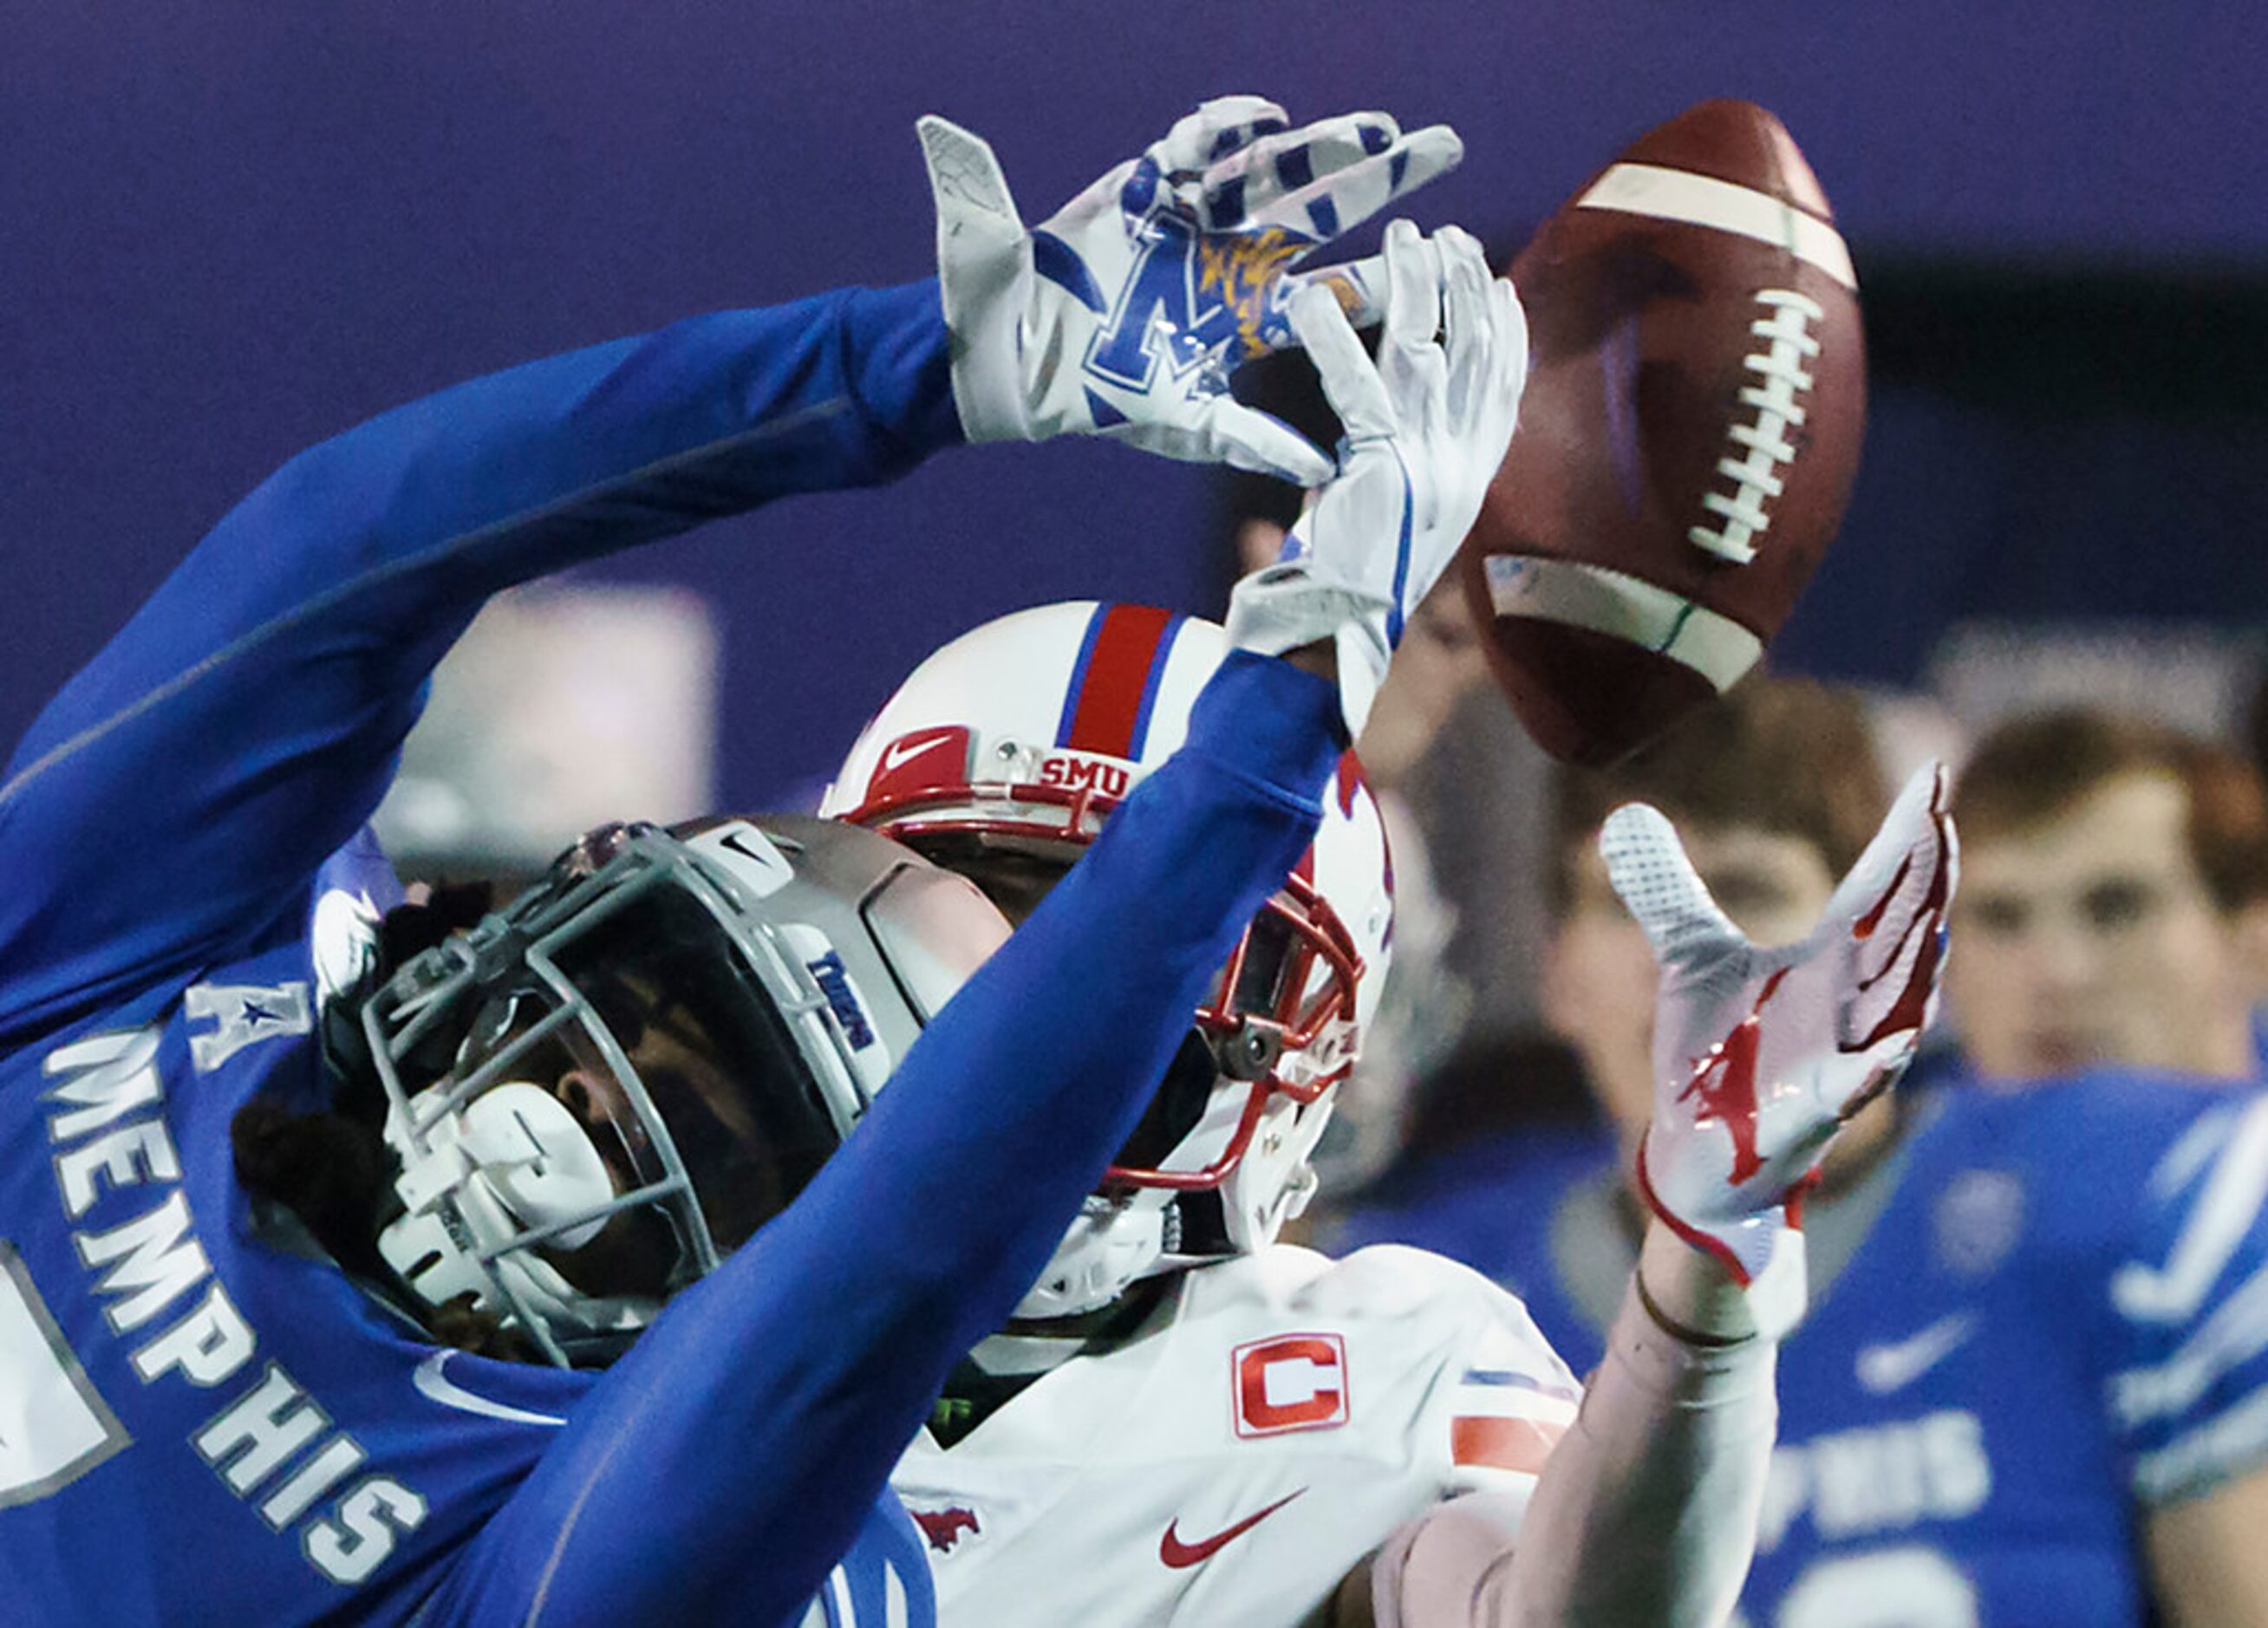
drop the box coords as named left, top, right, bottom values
left=891, top=1244, right=1582, bottom=1627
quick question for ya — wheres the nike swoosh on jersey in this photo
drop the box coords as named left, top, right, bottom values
left=414, top=1349, right=568, bottom=1426
left=1158, top=1488, right=1305, bottom=1569
left=1854, top=1312, right=1976, bottom=1395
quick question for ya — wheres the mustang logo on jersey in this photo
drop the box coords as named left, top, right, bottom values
left=1232, top=1333, right=1348, bottom=1437
left=910, top=1504, right=983, bottom=1554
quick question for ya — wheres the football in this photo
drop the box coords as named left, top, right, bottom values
left=1460, top=99, right=1866, bottom=765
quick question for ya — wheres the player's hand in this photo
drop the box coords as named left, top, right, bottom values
left=1611, top=764, right=1957, bottom=1287
left=1223, top=222, right=1526, bottom=733
left=917, top=97, right=1462, bottom=485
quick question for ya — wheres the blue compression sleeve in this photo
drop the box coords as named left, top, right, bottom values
left=430, top=653, right=1345, bottom=1625
left=0, top=282, right=956, bottom=1043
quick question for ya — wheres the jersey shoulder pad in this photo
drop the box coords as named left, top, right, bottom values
left=1320, top=1246, right=1582, bottom=1487
left=1935, top=1071, right=2245, bottom=1255
left=1322, top=1242, right=1539, bottom=1319
left=1188, top=1246, right=1572, bottom=1378
left=1218, top=1242, right=1554, bottom=1334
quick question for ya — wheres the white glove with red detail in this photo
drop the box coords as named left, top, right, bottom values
left=918, top=97, right=1462, bottom=485
left=1224, top=221, right=1527, bottom=735
left=1607, top=765, right=1958, bottom=1305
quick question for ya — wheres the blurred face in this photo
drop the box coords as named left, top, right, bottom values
left=1542, top=823, right=1840, bottom=1149
left=1354, top=581, right=1489, bottom=788
left=1948, top=771, right=2261, bottom=1082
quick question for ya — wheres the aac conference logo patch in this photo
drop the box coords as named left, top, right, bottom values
left=1232, top=1333, right=1349, bottom=1439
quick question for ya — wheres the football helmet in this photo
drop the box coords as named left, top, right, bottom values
left=821, top=602, right=1392, bottom=1316
left=363, top=813, right=1009, bottom=1365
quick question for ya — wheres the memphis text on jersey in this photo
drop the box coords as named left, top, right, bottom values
left=22, top=1015, right=428, bottom=1585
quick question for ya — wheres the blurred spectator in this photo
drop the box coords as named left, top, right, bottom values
left=1542, top=679, right=1898, bottom=1164
left=1928, top=620, right=2262, bottom=746
left=1332, top=674, right=2268, bottom=1624
left=1328, top=675, right=1900, bottom=1345
left=1948, top=707, right=2268, bottom=1083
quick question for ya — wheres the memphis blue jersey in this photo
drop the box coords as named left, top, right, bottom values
left=1337, top=1067, right=2268, bottom=1624
left=0, top=281, right=1346, bottom=1625
left=1739, top=1075, right=2268, bottom=1627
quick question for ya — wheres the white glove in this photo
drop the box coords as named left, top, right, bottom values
left=1224, top=220, right=1527, bottom=733
left=1608, top=765, right=1958, bottom=1293
left=917, top=97, right=1462, bottom=486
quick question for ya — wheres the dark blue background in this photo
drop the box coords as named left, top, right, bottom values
left=7, top=3, right=2265, bottom=802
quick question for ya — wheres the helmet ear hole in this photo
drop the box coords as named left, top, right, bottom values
left=1173, top=1188, right=1231, bottom=1258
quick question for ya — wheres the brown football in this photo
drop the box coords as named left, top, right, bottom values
left=1460, top=99, right=1866, bottom=765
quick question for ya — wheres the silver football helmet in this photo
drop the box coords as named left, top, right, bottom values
left=364, top=813, right=1009, bottom=1365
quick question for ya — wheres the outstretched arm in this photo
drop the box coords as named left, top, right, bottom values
left=1360, top=768, right=1958, bottom=1627
left=431, top=138, right=1496, bottom=1624
left=0, top=282, right=958, bottom=1040
left=0, top=92, right=1463, bottom=1049
left=1352, top=1229, right=1776, bottom=1628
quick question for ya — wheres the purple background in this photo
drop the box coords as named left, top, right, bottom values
left=6, top=3, right=2265, bottom=804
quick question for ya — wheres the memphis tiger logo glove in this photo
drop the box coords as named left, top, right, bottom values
left=918, top=95, right=1460, bottom=485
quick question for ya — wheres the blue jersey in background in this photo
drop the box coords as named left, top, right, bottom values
left=1334, top=1067, right=2268, bottom=1625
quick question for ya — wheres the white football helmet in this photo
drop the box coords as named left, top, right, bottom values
left=363, top=813, right=1010, bottom=1365
left=822, top=602, right=1393, bottom=1316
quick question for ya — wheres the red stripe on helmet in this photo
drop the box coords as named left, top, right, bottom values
left=1061, top=604, right=1177, bottom=759
left=1334, top=751, right=1367, bottom=817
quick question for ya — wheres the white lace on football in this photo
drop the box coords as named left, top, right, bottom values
left=1689, top=289, right=1823, bottom=565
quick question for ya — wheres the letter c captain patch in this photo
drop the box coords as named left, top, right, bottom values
left=1232, top=1332, right=1349, bottom=1438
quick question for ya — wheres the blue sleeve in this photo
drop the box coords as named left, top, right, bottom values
left=2102, top=1088, right=2268, bottom=1504
left=0, top=281, right=958, bottom=1045
left=429, top=653, right=1346, bottom=1625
